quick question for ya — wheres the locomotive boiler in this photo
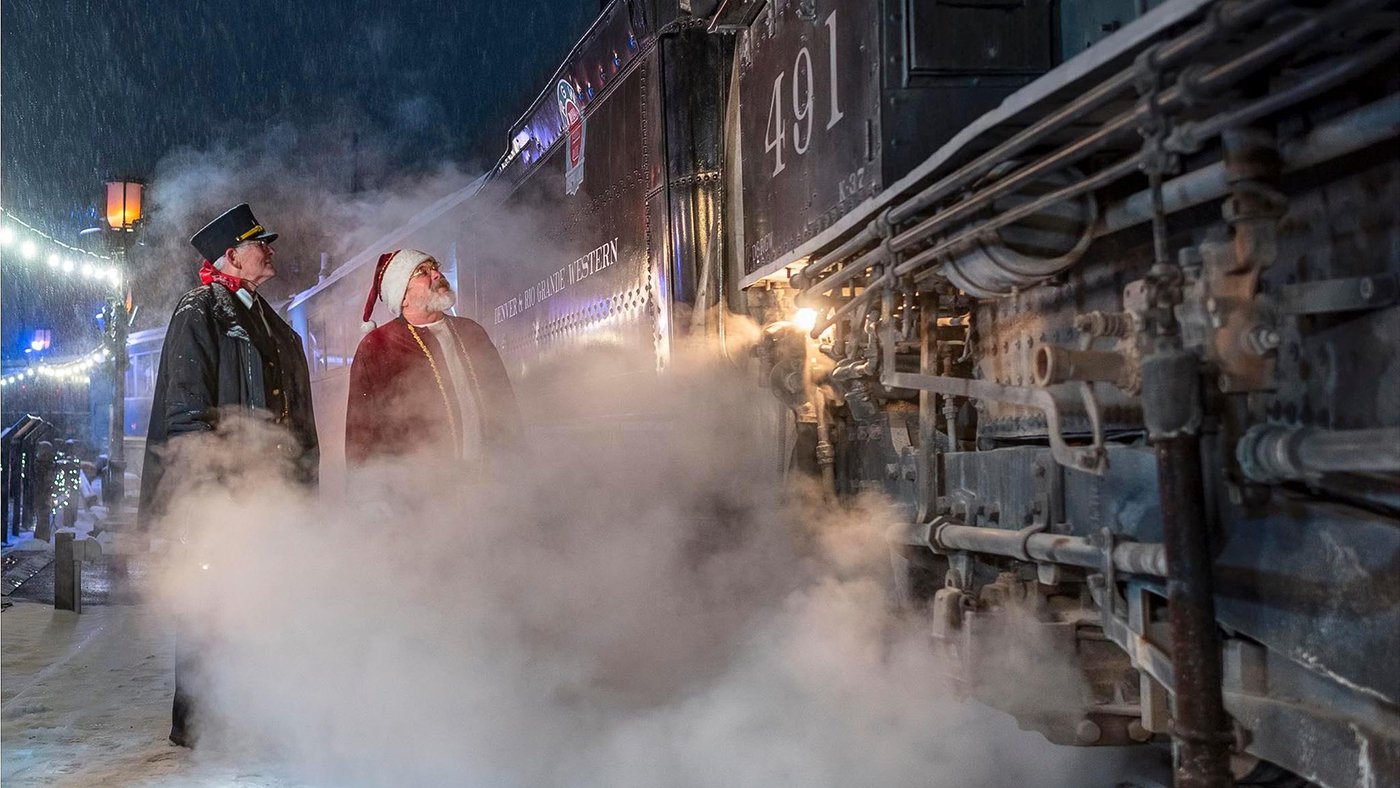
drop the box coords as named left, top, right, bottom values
left=286, top=1, right=1400, bottom=785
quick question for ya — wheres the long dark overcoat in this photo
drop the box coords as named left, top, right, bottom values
left=137, top=283, right=319, bottom=527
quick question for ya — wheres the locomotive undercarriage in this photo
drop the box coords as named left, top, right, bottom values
left=742, top=1, right=1400, bottom=785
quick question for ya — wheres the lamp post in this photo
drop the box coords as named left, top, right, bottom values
left=102, top=180, right=142, bottom=507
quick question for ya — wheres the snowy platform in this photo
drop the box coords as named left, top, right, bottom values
left=1, top=602, right=303, bottom=787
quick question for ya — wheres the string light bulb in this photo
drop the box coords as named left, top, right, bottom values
left=0, top=208, right=121, bottom=290
left=3, top=343, right=112, bottom=387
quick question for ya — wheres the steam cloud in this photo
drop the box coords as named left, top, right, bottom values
left=135, top=118, right=480, bottom=316
left=145, top=345, right=1144, bottom=788
left=128, top=117, right=1148, bottom=787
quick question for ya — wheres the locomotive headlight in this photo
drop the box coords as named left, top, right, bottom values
left=793, top=307, right=818, bottom=334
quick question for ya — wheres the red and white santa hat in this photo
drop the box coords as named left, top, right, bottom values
left=362, top=248, right=434, bottom=332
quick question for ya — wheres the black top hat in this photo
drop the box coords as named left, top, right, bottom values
left=190, top=203, right=279, bottom=262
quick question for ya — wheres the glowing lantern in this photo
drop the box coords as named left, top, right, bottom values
left=104, top=181, right=144, bottom=230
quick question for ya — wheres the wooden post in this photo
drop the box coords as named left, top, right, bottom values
left=54, top=531, right=83, bottom=613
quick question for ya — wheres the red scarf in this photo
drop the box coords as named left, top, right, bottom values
left=199, top=260, right=247, bottom=293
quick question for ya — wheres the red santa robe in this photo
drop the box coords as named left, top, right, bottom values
left=345, top=316, right=522, bottom=464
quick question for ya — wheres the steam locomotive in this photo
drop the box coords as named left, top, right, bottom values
left=285, top=1, right=1400, bottom=785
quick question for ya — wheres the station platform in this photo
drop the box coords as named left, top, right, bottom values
left=1, top=500, right=307, bottom=787
left=2, top=600, right=310, bottom=787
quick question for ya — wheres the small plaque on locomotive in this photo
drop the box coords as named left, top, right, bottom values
left=738, top=0, right=880, bottom=276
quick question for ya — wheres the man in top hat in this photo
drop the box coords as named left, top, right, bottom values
left=138, top=203, right=319, bottom=748
left=346, top=249, right=521, bottom=464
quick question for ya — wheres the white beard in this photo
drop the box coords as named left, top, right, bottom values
left=422, top=288, right=457, bottom=314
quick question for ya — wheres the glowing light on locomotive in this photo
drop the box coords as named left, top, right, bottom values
left=793, top=307, right=818, bottom=333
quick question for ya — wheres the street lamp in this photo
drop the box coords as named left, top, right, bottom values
left=101, top=179, right=143, bottom=506
left=104, top=181, right=143, bottom=232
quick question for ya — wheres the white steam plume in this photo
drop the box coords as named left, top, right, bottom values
left=144, top=345, right=1145, bottom=788
left=135, top=119, right=480, bottom=316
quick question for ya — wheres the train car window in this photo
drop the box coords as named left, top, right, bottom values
left=125, top=352, right=153, bottom=399
left=308, top=313, right=328, bottom=375
left=327, top=313, right=347, bottom=371
left=138, top=354, right=155, bottom=398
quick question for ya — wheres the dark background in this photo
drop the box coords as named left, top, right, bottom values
left=1, top=0, right=601, bottom=360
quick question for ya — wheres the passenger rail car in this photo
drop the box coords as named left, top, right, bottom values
left=288, top=1, right=1400, bottom=785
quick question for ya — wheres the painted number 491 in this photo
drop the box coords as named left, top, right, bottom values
left=765, top=10, right=845, bottom=177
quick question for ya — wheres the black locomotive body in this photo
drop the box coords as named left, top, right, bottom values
left=290, top=1, right=1400, bottom=785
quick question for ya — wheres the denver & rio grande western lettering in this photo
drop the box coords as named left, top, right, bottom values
left=494, top=237, right=621, bottom=324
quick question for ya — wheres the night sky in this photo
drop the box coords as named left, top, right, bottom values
left=1, top=0, right=599, bottom=360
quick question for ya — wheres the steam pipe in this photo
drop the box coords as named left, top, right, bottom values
left=892, top=155, right=1144, bottom=279
left=1143, top=351, right=1233, bottom=788
left=900, top=283, right=917, bottom=341
left=1033, top=345, right=1130, bottom=388
left=812, top=388, right=837, bottom=499
left=885, top=0, right=1385, bottom=263
left=877, top=21, right=1394, bottom=292
left=1236, top=424, right=1400, bottom=482
left=798, top=0, right=1384, bottom=305
left=1100, top=91, right=1400, bottom=235
left=809, top=270, right=893, bottom=338
left=920, top=520, right=1169, bottom=578
left=1170, top=30, right=1400, bottom=152
left=883, top=0, right=1291, bottom=225
left=793, top=222, right=881, bottom=289
left=796, top=244, right=886, bottom=305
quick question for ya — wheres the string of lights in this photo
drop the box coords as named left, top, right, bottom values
left=0, top=207, right=123, bottom=287
left=1, top=344, right=113, bottom=387
left=49, top=456, right=84, bottom=512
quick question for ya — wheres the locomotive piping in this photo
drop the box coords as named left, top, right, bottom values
left=1099, top=92, right=1400, bottom=235
left=883, top=0, right=1287, bottom=226
left=895, top=519, right=1170, bottom=578
left=798, top=0, right=1392, bottom=313
left=886, top=0, right=1387, bottom=261
left=786, top=0, right=1288, bottom=290
left=1236, top=425, right=1400, bottom=483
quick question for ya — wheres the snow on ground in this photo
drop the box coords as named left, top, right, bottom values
left=2, top=601, right=306, bottom=787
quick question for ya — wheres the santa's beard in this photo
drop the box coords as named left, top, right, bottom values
left=427, top=289, right=457, bottom=313
left=410, top=287, right=457, bottom=314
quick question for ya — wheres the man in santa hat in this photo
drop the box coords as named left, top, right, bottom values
left=138, top=203, right=319, bottom=748
left=346, top=249, right=522, bottom=464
